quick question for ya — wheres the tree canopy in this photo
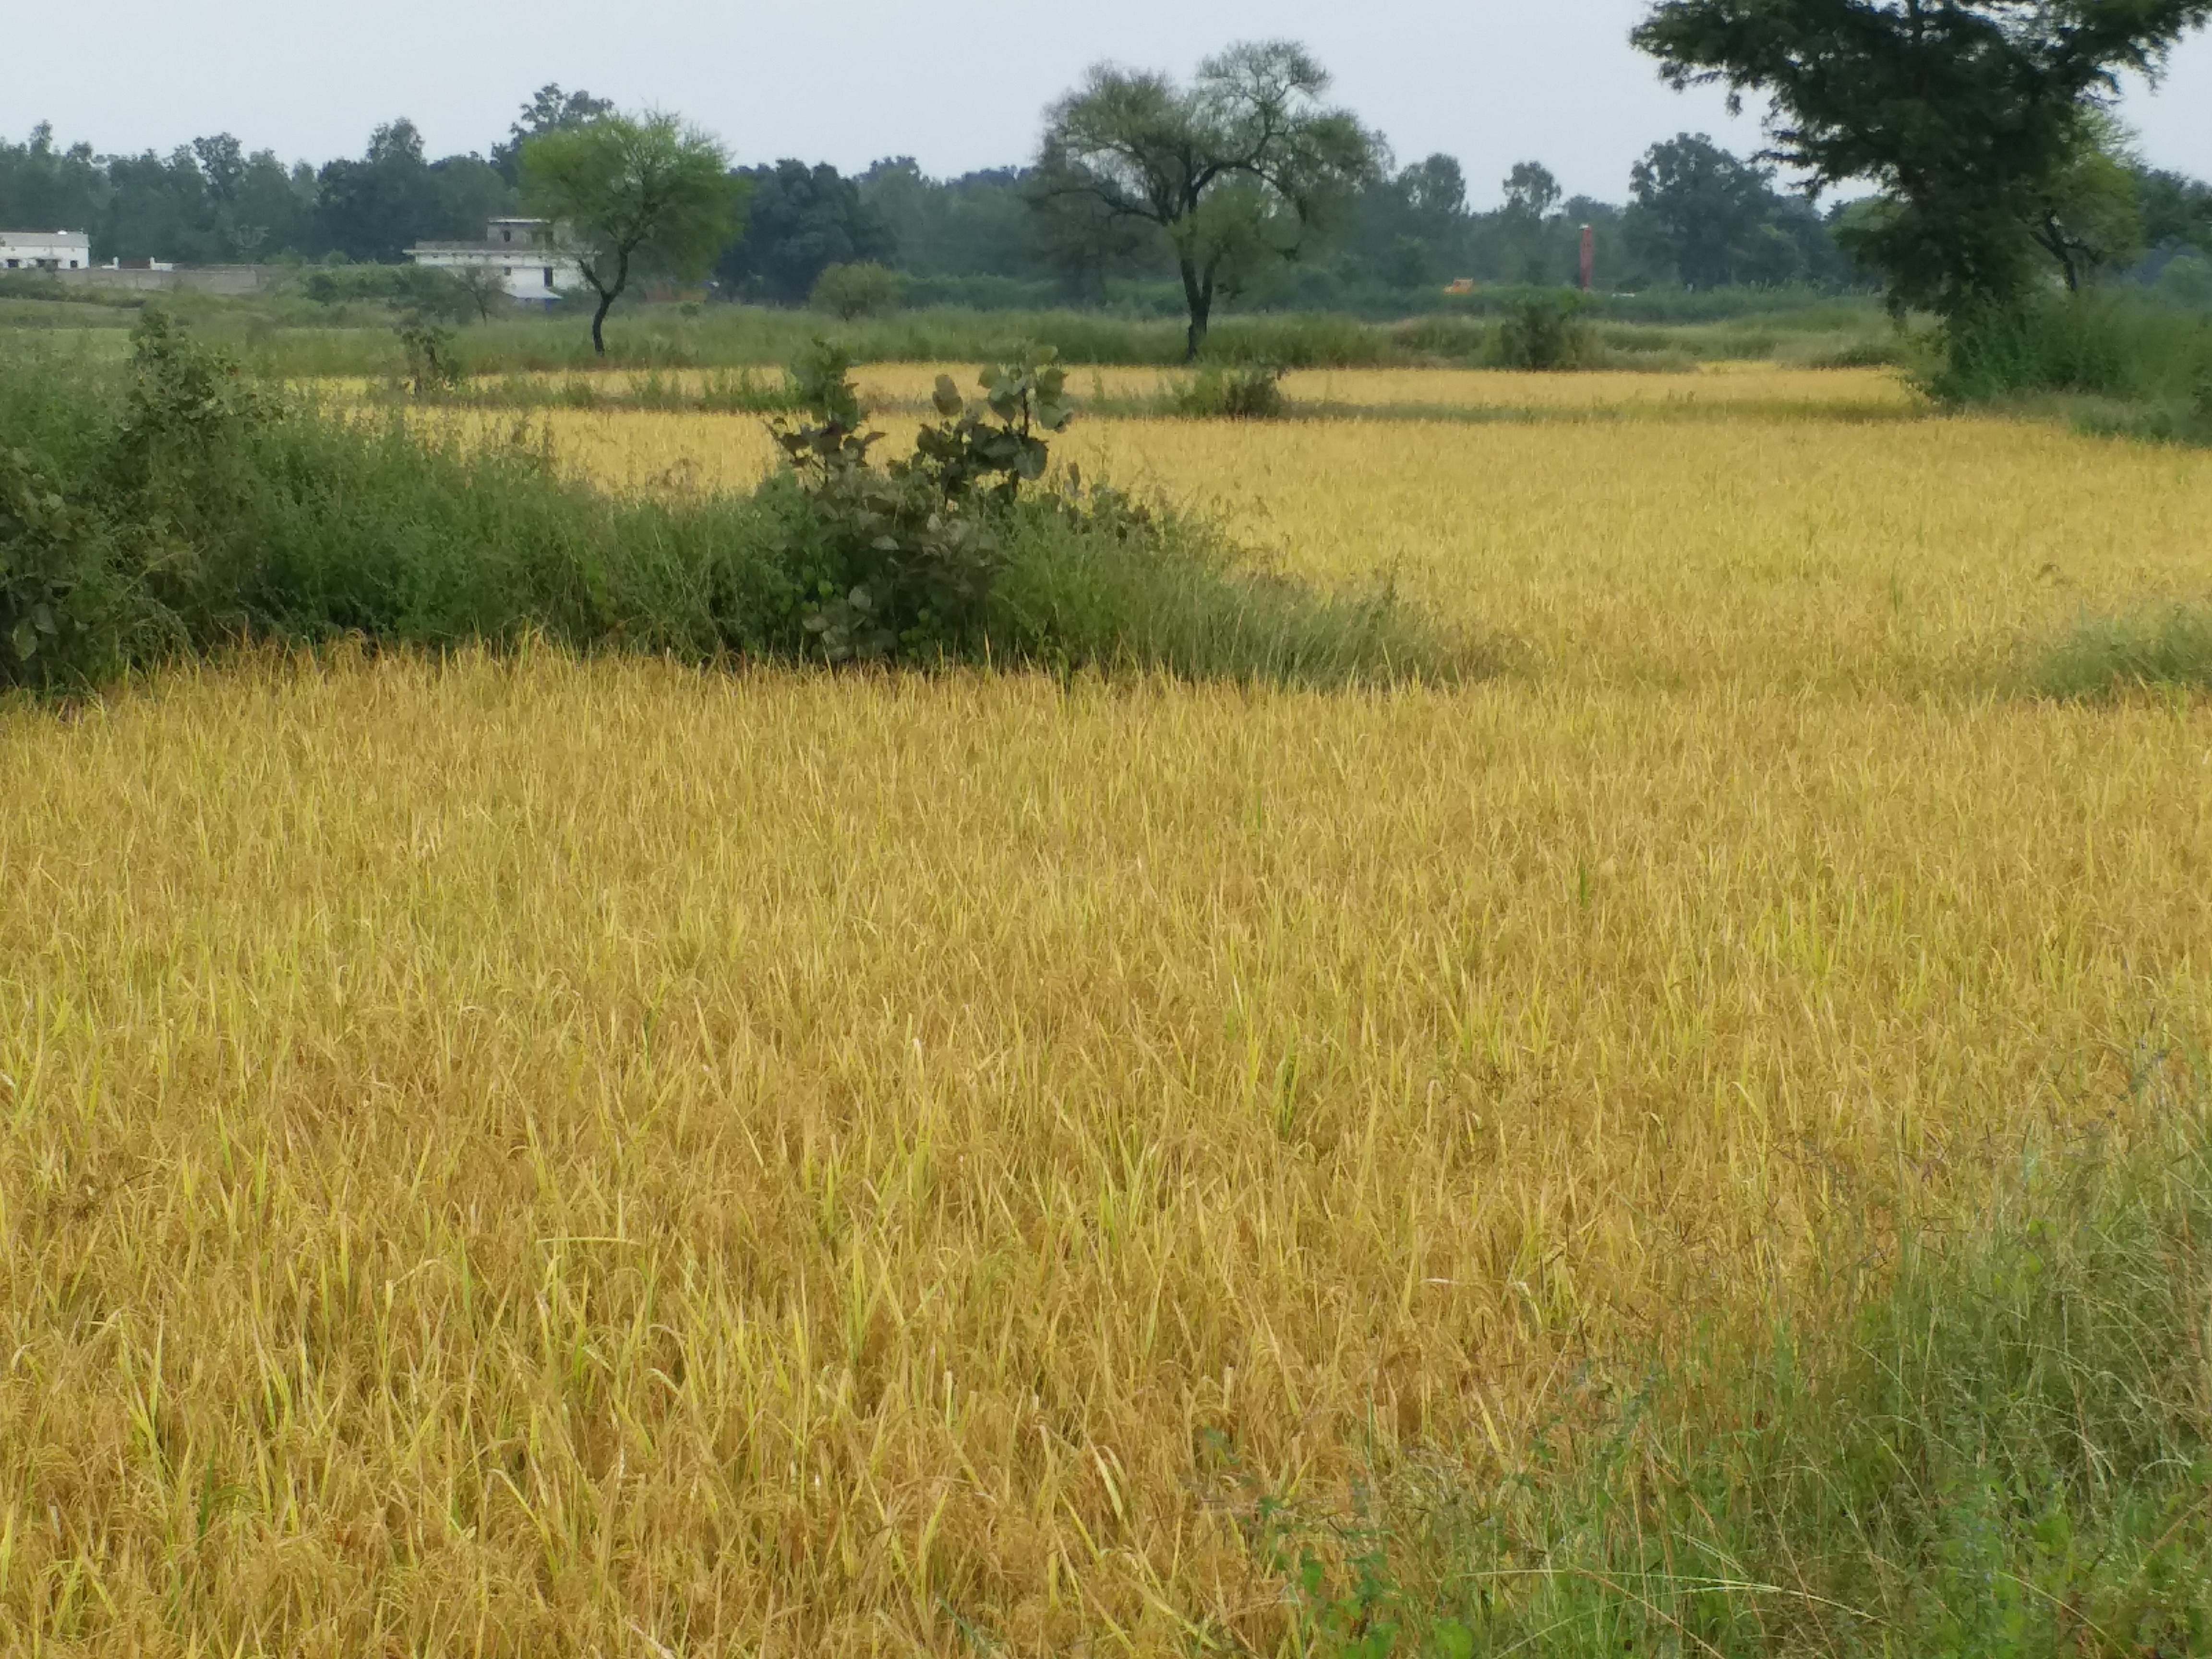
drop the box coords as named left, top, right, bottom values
left=1034, top=41, right=1380, bottom=357
left=315, top=120, right=506, bottom=264
left=9, top=49, right=2211, bottom=318
left=1627, top=132, right=1844, bottom=289
left=493, top=85, right=614, bottom=186
left=717, top=161, right=895, bottom=304
left=1630, top=0, right=2212, bottom=317
left=521, top=112, right=744, bottom=354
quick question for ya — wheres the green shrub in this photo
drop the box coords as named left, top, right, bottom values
left=2154, top=251, right=2212, bottom=312
left=1932, top=290, right=2212, bottom=404
left=2033, top=603, right=2212, bottom=697
left=808, top=262, right=902, bottom=320
left=394, top=315, right=465, bottom=394
left=990, top=485, right=1462, bottom=685
left=1169, top=362, right=1289, bottom=420
left=768, top=340, right=1072, bottom=661
left=0, top=317, right=1465, bottom=691
left=0, top=446, right=133, bottom=688
left=1497, top=292, right=1598, bottom=370
left=299, top=263, right=473, bottom=321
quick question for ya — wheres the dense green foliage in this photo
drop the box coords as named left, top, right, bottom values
left=2140, top=166, right=2212, bottom=261
left=1271, top=1082, right=2212, bottom=1657
left=489, top=84, right=613, bottom=187
left=717, top=161, right=896, bottom=304
left=1166, top=362, right=1291, bottom=419
left=0, top=316, right=1456, bottom=694
left=0, top=120, right=503, bottom=266
left=766, top=341, right=1078, bottom=661
left=1497, top=292, right=1599, bottom=369
left=1632, top=0, right=2212, bottom=321
left=1932, top=287, right=2212, bottom=425
left=1626, top=132, right=1848, bottom=289
left=807, top=262, right=901, bottom=320
left=313, top=121, right=509, bottom=264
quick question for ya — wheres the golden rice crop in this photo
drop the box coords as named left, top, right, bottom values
left=449, top=373, right=2212, bottom=696
left=856, top=360, right=1926, bottom=415
left=5, top=372, right=2212, bottom=1654
left=341, top=360, right=1919, bottom=417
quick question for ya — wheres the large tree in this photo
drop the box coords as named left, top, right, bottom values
left=1630, top=0, right=2212, bottom=318
left=717, top=160, right=895, bottom=304
left=521, top=112, right=745, bottom=355
left=313, top=120, right=442, bottom=264
left=1340, top=154, right=1472, bottom=292
left=315, top=120, right=506, bottom=264
left=1628, top=132, right=1824, bottom=289
left=1034, top=41, right=1378, bottom=358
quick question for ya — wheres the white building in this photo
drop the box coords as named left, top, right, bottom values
left=0, top=230, right=93, bottom=272
left=404, top=217, right=587, bottom=304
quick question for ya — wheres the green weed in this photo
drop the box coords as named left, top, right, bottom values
left=1270, top=1066, right=2212, bottom=1657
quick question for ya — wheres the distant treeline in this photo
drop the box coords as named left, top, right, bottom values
left=6, top=86, right=2209, bottom=313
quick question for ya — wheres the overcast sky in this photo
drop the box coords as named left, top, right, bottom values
left=8, top=0, right=2209, bottom=205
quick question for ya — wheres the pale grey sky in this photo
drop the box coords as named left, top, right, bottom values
left=7, top=0, right=2209, bottom=204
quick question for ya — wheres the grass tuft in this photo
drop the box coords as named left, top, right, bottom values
left=1273, top=1071, right=2212, bottom=1657
left=990, top=483, right=1485, bottom=686
left=2032, top=603, right=2212, bottom=697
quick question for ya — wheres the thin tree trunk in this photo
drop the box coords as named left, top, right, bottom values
left=589, top=249, right=632, bottom=356
left=1178, top=258, right=1213, bottom=361
left=2040, top=216, right=2081, bottom=294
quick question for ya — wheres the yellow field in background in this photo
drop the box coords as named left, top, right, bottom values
left=862, top=360, right=1927, bottom=415
left=373, top=360, right=1922, bottom=414
left=448, top=371, right=2212, bottom=696
left=7, top=369, right=2212, bottom=1653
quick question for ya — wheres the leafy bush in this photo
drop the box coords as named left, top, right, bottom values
left=394, top=315, right=465, bottom=394
left=0, top=446, right=131, bottom=688
left=1169, top=362, right=1290, bottom=420
left=808, top=262, right=901, bottom=320
left=1497, top=291, right=1597, bottom=370
left=0, top=317, right=1467, bottom=692
left=299, top=263, right=474, bottom=321
left=769, top=340, right=1072, bottom=660
left=2154, top=251, right=2212, bottom=311
left=991, top=485, right=1460, bottom=685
